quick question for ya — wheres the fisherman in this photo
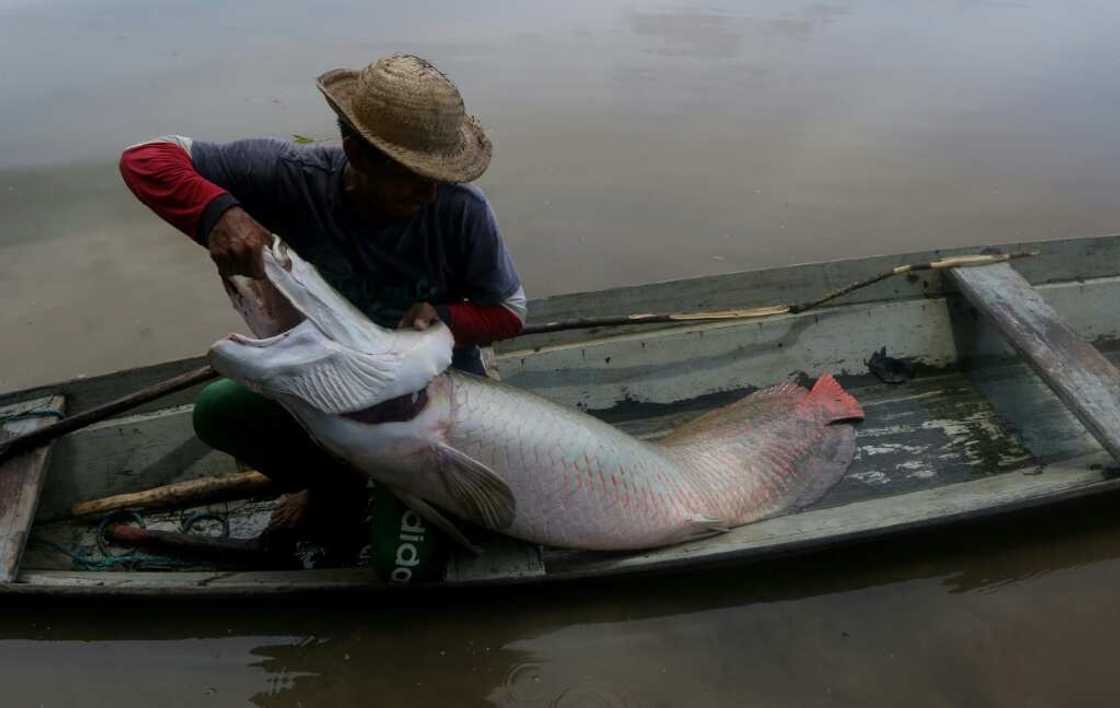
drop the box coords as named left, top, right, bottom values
left=119, top=54, right=525, bottom=542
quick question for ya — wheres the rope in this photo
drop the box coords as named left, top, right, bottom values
left=95, top=510, right=146, bottom=560
left=179, top=511, right=231, bottom=538
left=30, top=508, right=232, bottom=571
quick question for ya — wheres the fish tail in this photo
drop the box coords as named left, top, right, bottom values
left=790, top=425, right=858, bottom=509
left=799, top=373, right=864, bottom=423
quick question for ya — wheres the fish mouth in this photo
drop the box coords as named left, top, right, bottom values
left=208, top=235, right=454, bottom=414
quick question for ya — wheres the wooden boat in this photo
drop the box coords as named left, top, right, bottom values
left=2, top=233, right=1118, bottom=597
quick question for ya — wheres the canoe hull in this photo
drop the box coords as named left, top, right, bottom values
left=4, top=233, right=1120, bottom=597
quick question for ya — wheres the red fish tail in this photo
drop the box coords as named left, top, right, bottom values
left=799, top=373, right=864, bottom=423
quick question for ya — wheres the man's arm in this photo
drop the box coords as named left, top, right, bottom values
left=433, top=186, right=526, bottom=347
left=401, top=290, right=525, bottom=346
left=119, top=137, right=280, bottom=277
left=119, top=136, right=235, bottom=244
left=439, top=289, right=525, bottom=346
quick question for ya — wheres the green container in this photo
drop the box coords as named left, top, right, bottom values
left=369, top=484, right=446, bottom=584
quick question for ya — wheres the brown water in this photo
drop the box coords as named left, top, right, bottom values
left=2, top=498, right=1120, bottom=707
left=3, top=1, right=1120, bottom=705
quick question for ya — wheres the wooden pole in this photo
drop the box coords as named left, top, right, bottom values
left=0, top=365, right=218, bottom=465
left=520, top=251, right=1039, bottom=336
left=70, top=471, right=274, bottom=518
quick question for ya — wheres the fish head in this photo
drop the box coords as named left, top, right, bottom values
left=209, top=236, right=454, bottom=414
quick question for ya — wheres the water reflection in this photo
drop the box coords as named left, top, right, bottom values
left=1, top=495, right=1118, bottom=706
left=230, top=495, right=1120, bottom=706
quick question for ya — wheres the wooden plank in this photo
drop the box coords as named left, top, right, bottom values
left=3, top=568, right=382, bottom=597
left=957, top=345, right=1120, bottom=463
left=445, top=533, right=545, bottom=583
left=0, top=395, right=65, bottom=582
left=952, top=263, right=1120, bottom=462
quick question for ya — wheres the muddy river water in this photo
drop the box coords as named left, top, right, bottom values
left=2, top=1, right=1120, bottom=705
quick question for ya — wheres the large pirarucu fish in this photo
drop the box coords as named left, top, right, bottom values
left=210, top=238, right=864, bottom=551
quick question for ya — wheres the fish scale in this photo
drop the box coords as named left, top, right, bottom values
left=438, top=371, right=860, bottom=550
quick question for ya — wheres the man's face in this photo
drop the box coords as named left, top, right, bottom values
left=344, top=136, right=439, bottom=219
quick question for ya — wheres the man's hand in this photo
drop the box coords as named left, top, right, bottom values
left=208, top=206, right=271, bottom=278
left=398, top=302, right=440, bottom=331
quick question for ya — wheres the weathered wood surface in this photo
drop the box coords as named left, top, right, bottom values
left=445, top=533, right=545, bottom=583
left=0, top=396, right=66, bottom=582
left=957, top=341, right=1120, bottom=464
left=3, top=568, right=382, bottom=597
left=952, top=264, right=1120, bottom=462
left=505, top=234, right=1120, bottom=351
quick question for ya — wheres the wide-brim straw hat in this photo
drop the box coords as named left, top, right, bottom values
left=316, top=54, right=491, bottom=183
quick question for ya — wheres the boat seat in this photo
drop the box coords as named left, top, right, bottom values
left=951, top=262, right=1120, bottom=462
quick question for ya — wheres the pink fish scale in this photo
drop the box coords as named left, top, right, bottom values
left=432, top=372, right=856, bottom=549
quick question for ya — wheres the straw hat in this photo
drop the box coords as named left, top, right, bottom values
left=316, top=54, right=491, bottom=183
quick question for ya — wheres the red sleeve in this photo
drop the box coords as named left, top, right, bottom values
left=119, top=141, right=231, bottom=243
left=445, top=302, right=523, bottom=347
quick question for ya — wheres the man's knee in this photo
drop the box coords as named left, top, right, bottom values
left=192, top=379, right=244, bottom=451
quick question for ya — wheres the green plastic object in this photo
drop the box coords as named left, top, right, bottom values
left=369, top=484, right=446, bottom=584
